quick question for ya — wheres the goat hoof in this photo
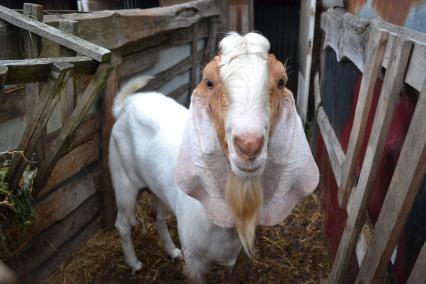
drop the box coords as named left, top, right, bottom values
left=131, top=261, right=143, bottom=274
left=169, top=248, right=183, bottom=261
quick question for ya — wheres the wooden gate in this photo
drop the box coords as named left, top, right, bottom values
left=317, top=8, right=426, bottom=283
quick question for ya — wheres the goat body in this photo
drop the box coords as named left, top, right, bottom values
left=109, top=83, right=241, bottom=282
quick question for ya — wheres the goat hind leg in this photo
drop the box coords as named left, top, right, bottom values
left=153, top=196, right=183, bottom=260
left=114, top=185, right=142, bottom=273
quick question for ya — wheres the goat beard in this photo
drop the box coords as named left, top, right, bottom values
left=225, top=172, right=263, bottom=257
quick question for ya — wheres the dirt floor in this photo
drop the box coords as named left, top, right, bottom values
left=46, top=192, right=330, bottom=283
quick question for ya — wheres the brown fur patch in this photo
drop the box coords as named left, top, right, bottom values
left=267, top=54, right=291, bottom=136
left=193, top=57, right=229, bottom=155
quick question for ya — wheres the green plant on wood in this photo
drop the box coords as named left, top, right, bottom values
left=0, top=151, right=36, bottom=251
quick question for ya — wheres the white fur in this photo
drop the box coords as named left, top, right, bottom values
left=219, top=32, right=271, bottom=178
left=110, top=89, right=241, bottom=282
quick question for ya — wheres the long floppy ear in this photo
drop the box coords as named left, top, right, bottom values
left=175, top=84, right=235, bottom=227
left=258, top=88, right=319, bottom=226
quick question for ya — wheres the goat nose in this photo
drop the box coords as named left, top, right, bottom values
left=234, top=134, right=264, bottom=159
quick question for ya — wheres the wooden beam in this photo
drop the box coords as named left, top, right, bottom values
left=34, top=63, right=114, bottom=191
left=327, top=35, right=412, bottom=284
left=355, top=80, right=426, bottom=283
left=0, top=56, right=98, bottom=84
left=321, top=9, right=426, bottom=93
left=43, top=0, right=220, bottom=51
left=5, top=63, right=73, bottom=192
left=316, top=107, right=345, bottom=186
left=408, top=241, right=426, bottom=284
left=0, top=4, right=110, bottom=62
left=101, top=51, right=121, bottom=229
left=338, top=28, right=388, bottom=207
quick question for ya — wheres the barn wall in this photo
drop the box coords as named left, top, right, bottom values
left=0, top=1, right=221, bottom=282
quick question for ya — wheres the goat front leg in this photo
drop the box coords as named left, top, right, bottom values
left=152, top=196, right=183, bottom=260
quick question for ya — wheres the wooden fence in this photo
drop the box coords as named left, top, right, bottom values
left=0, top=1, right=223, bottom=282
left=317, top=8, right=426, bottom=284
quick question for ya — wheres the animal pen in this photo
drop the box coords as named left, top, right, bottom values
left=0, top=1, right=425, bottom=284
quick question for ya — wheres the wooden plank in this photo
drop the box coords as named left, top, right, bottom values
left=26, top=214, right=103, bottom=284
left=38, top=135, right=100, bottom=198
left=119, top=19, right=209, bottom=57
left=327, top=35, right=412, bottom=284
left=168, top=82, right=190, bottom=99
left=0, top=5, right=110, bottom=62
left=0, top=19, right=22, bottom=59
left=355, top=81, right=426, bottom=283
left=43, top=1, right=220, bottom=51
left=5, top=64, right=72, bottom=192
left=0, top=56, right=98, bottom=84
left=45, top=112, right=100, bottom=156
left=11, top=192, right=102, bottom=276
left=202, top=16, right=218, bottom=66
left=321, top=10, right=426, bottom=93
left=187, top=22, right=199, bottom=107
left=101, top=51, right=121, bottom=229
left=316, top=107, right=345, bottom=186
left=5, top=168, right=99, bottom=254
left=34, top=63, right=114, bottom=191
left=143, top=49, right=203, bottom=92
left=408, top=241, right=426, bottom=284
left=338, top=28, right=388, bottom=207
left=0, top=86, right=25, bottom=123
left=59, top=19, right=79, bottom=122
left=119, top=48, right=158, bottom=78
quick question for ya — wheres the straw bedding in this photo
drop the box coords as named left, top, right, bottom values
left=46, top=191, right=330, bottom=283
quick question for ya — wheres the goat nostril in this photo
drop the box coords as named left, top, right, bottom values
left=234, top=134, right=265, bottom=159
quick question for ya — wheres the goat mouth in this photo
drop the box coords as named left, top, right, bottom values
left=236, top=165, right=261, bottom=173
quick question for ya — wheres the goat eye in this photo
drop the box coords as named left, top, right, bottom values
left=277, top=78, right=285, bottom=89
left=206, top=79, right=214, bottom=89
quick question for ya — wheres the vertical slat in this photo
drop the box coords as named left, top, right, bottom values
left=101, top=52, right=121, bottom=229
left=408, top=241, right=426, bottom=284
left=338, top=27, right=388, bottom=207
left=0, top=65, right=7, bottom=96
left=328, top=35, right=413, bottom=284
left=23, top=3, right=44, bottom=162
left=356, top=80, right=426, bottom=283
left=59, top=19, right=79, bottom=122
left=186, top=22, right=199, bottom=107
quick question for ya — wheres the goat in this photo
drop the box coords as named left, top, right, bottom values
left=109, top=32, right=319, bottom=283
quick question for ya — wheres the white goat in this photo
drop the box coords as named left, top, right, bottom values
left=109, top=32, right=318, bottom=283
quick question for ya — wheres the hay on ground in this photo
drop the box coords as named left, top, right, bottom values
left=46, top=192, right=330, bottom=283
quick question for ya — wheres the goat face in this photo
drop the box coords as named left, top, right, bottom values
left=200, top=33, right=289, bottom=179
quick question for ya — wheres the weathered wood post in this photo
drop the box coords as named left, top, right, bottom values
left=101, top=51, right=121, bottom=229
left=58, top=19, right=79, bottom=121
left=23, top=3, right=44, bottom=161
